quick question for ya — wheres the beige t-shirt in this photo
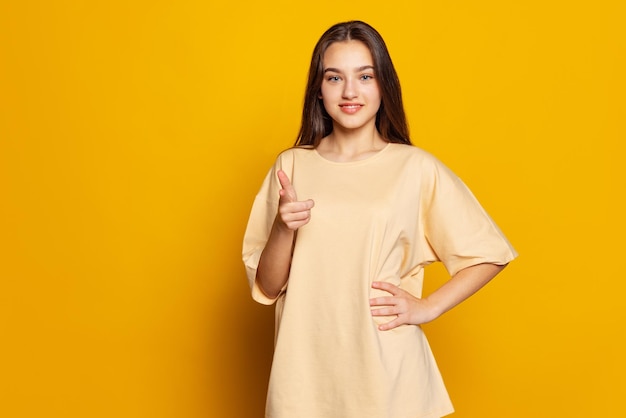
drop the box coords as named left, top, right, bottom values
left=243, top=143, right=517, bottom=418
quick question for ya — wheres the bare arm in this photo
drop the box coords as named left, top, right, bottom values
left=370, top=263, right=507, bottom=331
left=255, top=170, right=314, bottom=299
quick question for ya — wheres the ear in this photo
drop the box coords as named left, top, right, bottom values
left=318, top=93, right=323, bottom=99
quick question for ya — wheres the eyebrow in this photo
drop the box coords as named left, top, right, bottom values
left=323, top=65, right=375, bottom=73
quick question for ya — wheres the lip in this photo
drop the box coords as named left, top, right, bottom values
left=338, top=103, right=363, bottom=114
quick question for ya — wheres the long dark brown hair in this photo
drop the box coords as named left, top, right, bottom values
left=295, top=21, right=411, bottom=147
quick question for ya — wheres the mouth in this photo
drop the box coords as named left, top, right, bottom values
left=339, top=103, right=363, bottom=114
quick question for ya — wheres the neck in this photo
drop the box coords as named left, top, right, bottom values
left=317, top=125, right=388, bottom=162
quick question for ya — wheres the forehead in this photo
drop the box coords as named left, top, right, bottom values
left=323, top=40, right=374, bottom=69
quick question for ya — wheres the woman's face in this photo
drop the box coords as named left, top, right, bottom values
left=320, top=40, right=381, bottom=133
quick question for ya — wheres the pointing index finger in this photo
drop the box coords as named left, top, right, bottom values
left=277, top=169, right=297, bottom=201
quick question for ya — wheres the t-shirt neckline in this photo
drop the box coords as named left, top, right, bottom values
left=312, top=142, right=393, bottom=166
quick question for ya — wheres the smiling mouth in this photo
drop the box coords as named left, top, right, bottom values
left=339, top=104, right=363, bottom=113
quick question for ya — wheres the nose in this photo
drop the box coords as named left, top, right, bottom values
left=342, top=77, right=358, bottom=99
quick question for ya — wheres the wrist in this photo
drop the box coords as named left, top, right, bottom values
left=272, top=216, right=298, bottom=240
left=421, top=296, right=446, bottom=322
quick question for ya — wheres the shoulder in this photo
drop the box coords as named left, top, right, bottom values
left=272, top=146, right=317, bottom=173
left=386, top=144, right=465, bottom=193
left=386, top=143, right=445, bottom=170
left=277, top=146, right=315, bottom=159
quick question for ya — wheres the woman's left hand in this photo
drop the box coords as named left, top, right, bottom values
left=370, top=264, right=507, bottom=331
left=369, top=282, right=439, bottom=331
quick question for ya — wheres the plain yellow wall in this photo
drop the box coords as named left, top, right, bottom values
left=1, top=1, right=624, bottom=417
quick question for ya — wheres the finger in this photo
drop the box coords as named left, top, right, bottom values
left=370, top=306, right=400, bottom=316
left=369, top=296, right=396, bottom=307
left=285, top=219, right=312, bottom=230
left=377, top=316, right=406, bottom=331
left=277, top=170, right=297, bottom=202
left=371, top=281, right=401, bottom=296
left=279, top=203, right=314, bottom=223
left=281, top=209, right=312, bottom=223
left=280, top=200, right=314, bottom=212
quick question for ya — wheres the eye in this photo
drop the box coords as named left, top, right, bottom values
left=327, top=75, right=341, bottom=82
left=360, top=74, right=374, bottom=81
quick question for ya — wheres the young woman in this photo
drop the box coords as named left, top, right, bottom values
left=242, top=20, right=517, bottom=418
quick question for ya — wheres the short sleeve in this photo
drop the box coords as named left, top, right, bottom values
left=242, top=151, right=294, bottom=305
left=419, top=155, right=518, bottom=277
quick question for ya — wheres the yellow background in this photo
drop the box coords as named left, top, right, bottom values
left=1, top=1, right=624, bottom=417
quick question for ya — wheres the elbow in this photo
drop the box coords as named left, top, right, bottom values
left=255, top=274, right=282, bottom=300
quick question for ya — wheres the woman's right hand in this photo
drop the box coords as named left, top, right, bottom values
left=276, top=169, right=315, bottom=230
left=255, top=170, right=314, bottom=298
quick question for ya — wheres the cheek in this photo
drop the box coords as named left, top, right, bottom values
left=319, top=83, right=331, bottom=99
left=319, top=86, right=333, bottom=110
left=371, top=90, right=382, bottom=108
left=320, top=97, right=332, bottom=115
left=370, top=85, right=382, bottom=101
